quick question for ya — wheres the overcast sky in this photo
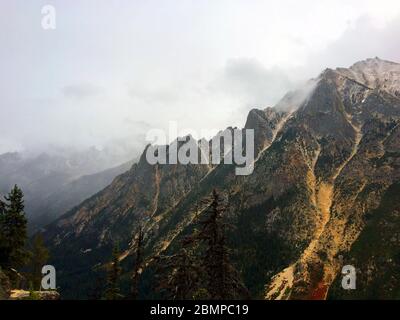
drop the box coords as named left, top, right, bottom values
left=1, top=0, right=400, bottom=154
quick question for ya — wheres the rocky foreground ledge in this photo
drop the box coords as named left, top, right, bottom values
left=9, top=289, right=60, bottom=300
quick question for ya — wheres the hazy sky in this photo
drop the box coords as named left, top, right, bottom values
left=1, top=0, right=400, bottom=154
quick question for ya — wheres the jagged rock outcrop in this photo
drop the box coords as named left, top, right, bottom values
left=244, top=108, right=288, bottom=154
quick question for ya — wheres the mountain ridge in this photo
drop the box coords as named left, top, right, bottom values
left=42, top=58, right=400, bottom=299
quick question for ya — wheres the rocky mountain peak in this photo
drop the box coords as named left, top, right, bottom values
left=336, top=57, right=400, bottom=98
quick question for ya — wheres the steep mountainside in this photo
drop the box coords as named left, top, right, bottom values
left=30, top=161, right=134, bottom=232
left=43, top=58, right=400, bottom=299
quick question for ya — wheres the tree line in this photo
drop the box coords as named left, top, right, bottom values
left=1, top=185, right=249, bottom=299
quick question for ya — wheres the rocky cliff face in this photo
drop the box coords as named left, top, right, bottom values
left=43, top=58, right=400, bottom=299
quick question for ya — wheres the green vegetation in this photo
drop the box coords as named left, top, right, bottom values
left=28, top=234, right=50, bottom=290
left=0, top=185, right=29, bottom=274
left=0, top=185, right=51, bottom=299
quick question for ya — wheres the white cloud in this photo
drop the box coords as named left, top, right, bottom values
left=0, top=0, right=400, bottom=155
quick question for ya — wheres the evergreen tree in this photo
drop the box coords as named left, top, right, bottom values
left=196, top=189, right=248, bottom=299
left=0, top=199, right=5, bottom=215
left=154, top=190, right=248, bottom=300
left=104, top=243, right=123, bottom=300
left=0, top=185, right=28, bottom=272
left=28, top=234, right=50, bottom=290
left=0, top=199, right=6, bottom=267
left=155, top=237, right=201, bottom=300
left=6, top=185, right=25, bottom=214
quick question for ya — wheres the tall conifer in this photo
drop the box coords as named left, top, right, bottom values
left=0, top=185, right=28, bottom=271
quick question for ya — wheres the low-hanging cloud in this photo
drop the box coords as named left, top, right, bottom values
left=303, top=14, right=400, bottom=77
left=1, top=1, right=400, bottom=157
left=211, top=58, right=296, bottom=108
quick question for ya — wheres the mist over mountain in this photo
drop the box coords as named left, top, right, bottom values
left=2, top=0, right=400, bottom=303
left=2, top=2, right=400, bottom=158
left=0, top=146, right=139, bottom=233
left=39, top=58, right=400, bottom=299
